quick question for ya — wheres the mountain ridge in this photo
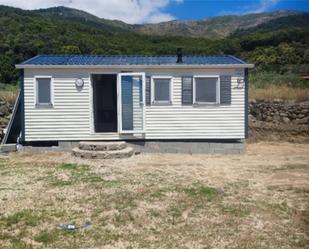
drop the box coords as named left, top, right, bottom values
left=24, top=5, right=307, bottom=38
left=134, top=9, right=305, bottom=38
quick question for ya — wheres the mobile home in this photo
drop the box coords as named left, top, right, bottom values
left=14, top=52, right=254, bottom=154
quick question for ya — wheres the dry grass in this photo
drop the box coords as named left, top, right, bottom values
left=0, top=142, right=308, bottom=249
left=0, top=83, right=18, bottom=105
left=0, top=91, right=17, bottom=105
left=250, top=85, right=309, bottom=102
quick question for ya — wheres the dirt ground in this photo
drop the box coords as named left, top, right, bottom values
left=0, top=142, right=308, bottom=249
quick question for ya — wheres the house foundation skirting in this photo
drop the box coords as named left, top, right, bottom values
left=127, top=140, right=245, bottom=154
left=19, top=140, right=245, bottom=154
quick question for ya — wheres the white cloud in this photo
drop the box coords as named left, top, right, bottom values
left=247, top=0, right=281, bottom=13
left=220, top=0, right=281, bottom=15
left=0, top=0, right=183, bottom=24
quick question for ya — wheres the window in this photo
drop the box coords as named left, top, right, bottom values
left=193, top=76, right=219, bottom=104
left=152, top=77, right=172, bottom=104
left=36, top=77, right=52, bottom=106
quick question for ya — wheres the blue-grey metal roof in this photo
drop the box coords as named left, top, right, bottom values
left=20, top=54, right=248, bottom=66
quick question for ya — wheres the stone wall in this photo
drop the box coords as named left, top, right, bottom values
left=249, top=100, right=309, bottom=142
left=250, top=100, right=309, bottom=125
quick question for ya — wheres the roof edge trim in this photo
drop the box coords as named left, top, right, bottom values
left=16, top=64, right=255, bottom=69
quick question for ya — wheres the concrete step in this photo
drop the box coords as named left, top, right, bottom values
left=0, top=144, right=17, bottom=153
left=72, top=146, right=134, bottom=159
left=78, top=141, right=127, bottom=151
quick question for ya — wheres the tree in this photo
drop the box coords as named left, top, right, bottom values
left=0, top=55, right=16, bottom=83
left=60, top=45, right=81, bottom=54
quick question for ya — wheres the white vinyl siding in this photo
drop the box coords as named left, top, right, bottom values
left=145, top=75, right=244, bottom=139
left=23, top=68, right=245, bottom=141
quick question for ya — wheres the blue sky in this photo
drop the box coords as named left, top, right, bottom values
left=165, top=0, right=309, bottom=20
left=0, top=0, right=308, bottom=23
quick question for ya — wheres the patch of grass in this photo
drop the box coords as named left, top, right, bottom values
left=293, top=187, right=309, bottom=194
left=168, top=206, right=182, bottom=219
left=9, top=238, right=33, bottom=249
left=148, top=209, right=161, bottom=218
left=88, top=228, right=121, bottom=245
left=114, top=211, right=135, bottom=225
left=50, top=179, right=74, bottom=187
left=292, top=235, right=308, bottom=248
left=302, top=210, right=309, bottom=226
left=265, top=200, right=297, bottom=220
left=112, top=191, right=137, bottom=210
left=250, top=85, right=309, bottom=102
left=149, top=189, right=166, bottom=199
left=249, top=67, right=309, bottom=102
left=59, top=163, right=80, bottom=170
left=167, top=201, right=189, bottom=225
left=47, top=163, right=118, bottom=187
left=274, top=163, right=309, bottom=171
left=34, top=230, right=59, bottom=244
left=0, top=231, right=12, bottom=240
left=222, top=205, right=250, bottom=217
left=0, top=83, right=18, bottom=103
left=185, top=185, right=220, bottom=200
left=0, top=158, right=9, bottom=168
left=0, top=83, right=18, bottom=92
left=250, top=70, right=309, bottom=89
left=0, top=209, right=41, bottom=227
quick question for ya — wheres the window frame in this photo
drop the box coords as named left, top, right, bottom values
left=193, top=75, right=220, bottom=105
left=34, top=76, right=53, bottom=108
left=151, top=76, right=173, bottom=105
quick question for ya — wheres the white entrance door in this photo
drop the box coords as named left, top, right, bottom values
left=118, top=73, right=145, bottom=133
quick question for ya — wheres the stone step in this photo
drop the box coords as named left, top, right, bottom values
left=72, top=146, right=134, bottom=159
left=78, top=141, right=127, bottom=151
left=0, top=144, right=17, bottom=153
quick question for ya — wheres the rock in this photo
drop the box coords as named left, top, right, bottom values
left=78, top=141, right=127, bottom=151
left=282, top=117, right=290, bottom=123
left=273, top=115, right=281, bottom=121
left=216, top=187, right=225, bottom=194
left=266, top=116, right=273, bottom=122
left=0, top=105, right=9, bottom=117
left=72, top=146, right=134, bottom=159
left=294, top=118, right=307, bottom=125
left=301, top=102, right=309, bottom=108
left=280, top=112, right=288, bottom=117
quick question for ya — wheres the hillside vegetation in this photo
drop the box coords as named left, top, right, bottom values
left=0, top=5, right=308, bottom=92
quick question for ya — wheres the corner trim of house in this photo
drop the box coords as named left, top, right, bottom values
left=244, top=68, right=249, bottom=139
left=20, top=69, right=25, bottom=143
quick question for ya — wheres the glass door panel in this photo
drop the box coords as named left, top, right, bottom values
left=119, top=73, right=145, bottom=133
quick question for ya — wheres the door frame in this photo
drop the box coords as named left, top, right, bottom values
left=90, top=72, right=118, bottom=134
left=117, top=72, right=146, bottom=134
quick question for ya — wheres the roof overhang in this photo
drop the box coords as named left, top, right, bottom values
left=16, top=63, right=254, bottom=69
